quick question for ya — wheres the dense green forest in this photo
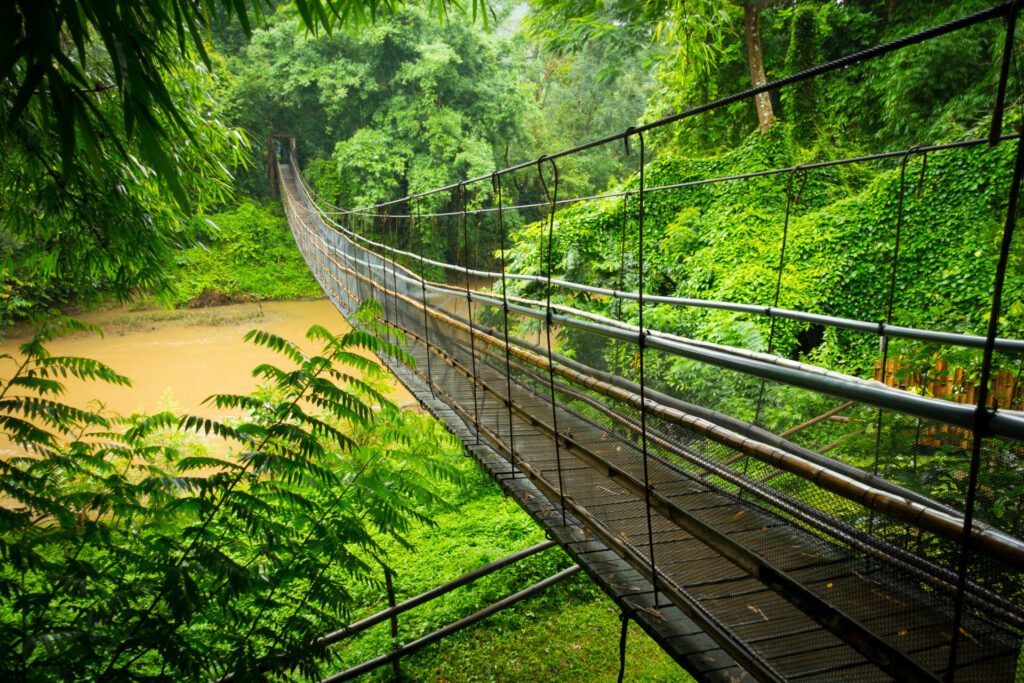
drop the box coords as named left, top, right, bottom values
left=1, top=0, right=1023, bottom=679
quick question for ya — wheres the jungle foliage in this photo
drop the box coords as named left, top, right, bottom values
left=504, top=0, right=1024, bottom=381
left=0, top=0, right=490, bottom=321
left=0, top=2, right=666, bottom=679
left=233, top=4, right=654, bottom=217
left=2, top=0, right=1024, bottom=678
left=166, top=202, right=322, bottom=307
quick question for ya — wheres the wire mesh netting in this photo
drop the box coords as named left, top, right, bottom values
left=275, top=4, right=1024, bottom=679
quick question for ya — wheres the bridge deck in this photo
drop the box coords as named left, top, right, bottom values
left=386, top=318, right=1018, bottom=682
left=280, top=162, right=1023, bottom=682
left=383, top=349, right=754, bottom=682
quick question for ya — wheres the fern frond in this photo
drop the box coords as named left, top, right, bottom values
left=243, top=329, right=308, bottom=365
left=34, top=355, right=132, bottom=386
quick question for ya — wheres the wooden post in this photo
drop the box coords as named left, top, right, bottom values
left=267, top=135, right=278, bottom=198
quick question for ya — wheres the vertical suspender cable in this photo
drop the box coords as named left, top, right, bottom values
left=617, top=194, right=628, bottom=324
left=494, top=172, right=518, bottom=477
left=614, top=194, right=629, bottom=378
left=537, top=156, right=568, bottom=524
left=344, top=213, right=355, bottom=307
left=631, top=128, right=660, bottom=606
left=460, top=182, right=482, bottom=443
left=948, top=4, right=1022, bottom=677
left=364, top=214, right=373, bottom=303
left=329, top=226, right=340, bottom=307
left=414, top=197, right=437, bottom=398
left=385, top=211, right=395, bottom=344
left=617, top=612, right=629, bottom=683
left=378, top=213, right=392, bottom=339
left=386, top=210, right=396, bottom=345
left=391, top=207, right=402, bottom=342
left=384, top=566, right=402, bottom=682
left=748, top=170, right=802, bottom=481
left=871, top=148, right=917, bottom=480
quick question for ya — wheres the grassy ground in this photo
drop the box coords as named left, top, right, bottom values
left=325, top=450, right=691, bottom=682
left=131, top=201, right=323, bottom=310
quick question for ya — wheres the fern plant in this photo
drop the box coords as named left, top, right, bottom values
left=0, top=302, right=465, bottom=680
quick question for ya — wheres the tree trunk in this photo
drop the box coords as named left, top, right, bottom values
left=744, top=2, right=774, bottom=134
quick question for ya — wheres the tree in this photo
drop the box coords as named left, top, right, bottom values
left=742, top=1, right=775, bottom=133
left=0, top=0, right=488, bottom=320
left=519, top=41, right=655, bottom=196
left=229, top=7, right=530, bottom=263
left=525, top=0, right=782, bottom=135
left=784, top=5, right=819, bottom=144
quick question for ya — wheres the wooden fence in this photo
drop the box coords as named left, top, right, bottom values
left=873, top=358, right=1023, bottom=450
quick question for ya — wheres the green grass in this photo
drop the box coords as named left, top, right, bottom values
left=324, top=453, right=691, bottom=682
left=140, top=200, right=323, bottom=309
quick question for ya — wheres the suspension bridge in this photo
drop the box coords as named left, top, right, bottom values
left=272, top=3, right=1024, bottom=680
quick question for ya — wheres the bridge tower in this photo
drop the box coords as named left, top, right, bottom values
left=267, top=135, right=295, bottom=199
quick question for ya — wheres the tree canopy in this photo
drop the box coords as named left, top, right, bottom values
left=0, top=0, right=489, bottom=314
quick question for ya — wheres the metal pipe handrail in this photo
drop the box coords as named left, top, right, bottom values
left=290, top=160, right=1024, bottom=355
left=308, top=221, right=1024, bottom=440
left=294, top=223, right=1024, bottom=570
left=319, top=565, right=582, bottom=683
left=316, top=540, right=555, bottom=647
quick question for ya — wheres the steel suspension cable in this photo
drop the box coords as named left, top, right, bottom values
left=290, top=144, right=1024, bottom=355
left=290, top=143, right=1024, bottom=356
left=324, top=136, right=1022, bottom=221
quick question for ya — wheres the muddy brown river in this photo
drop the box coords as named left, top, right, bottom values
left=0, top=299, right=414, bottom=425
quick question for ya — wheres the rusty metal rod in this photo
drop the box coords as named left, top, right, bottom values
left=303, top=237, right=1024, bottom=571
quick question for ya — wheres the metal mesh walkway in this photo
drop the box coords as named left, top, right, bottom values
left=278, top=157, right=1024, bottom=681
